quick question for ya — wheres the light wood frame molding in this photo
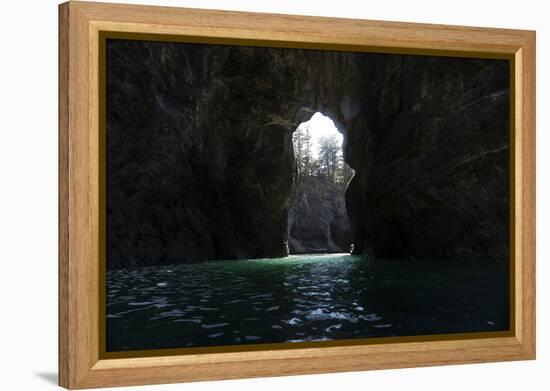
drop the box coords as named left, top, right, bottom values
left=58, top=1, right=536, bottom=389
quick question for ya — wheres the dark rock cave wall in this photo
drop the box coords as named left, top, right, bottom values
left=345, top=55, right=510, bottom=260
left=106, top=39, right=509, bottom=268
left=106, top=40, right=361, bottom=268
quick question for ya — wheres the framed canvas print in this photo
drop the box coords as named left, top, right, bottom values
left=58, top=1, right=536, bottom=389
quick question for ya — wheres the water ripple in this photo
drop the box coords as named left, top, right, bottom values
left=107, top=255, right=509, bottom=351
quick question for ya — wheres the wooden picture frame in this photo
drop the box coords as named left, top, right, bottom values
left=59, top=1, right=536, bottom=389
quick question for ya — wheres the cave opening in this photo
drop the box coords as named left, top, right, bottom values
left=287, top=112, right=355, bottom=255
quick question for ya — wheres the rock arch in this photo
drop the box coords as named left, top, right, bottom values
left=106, top=39, right=509, bottom=268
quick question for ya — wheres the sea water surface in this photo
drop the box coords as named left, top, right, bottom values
left=106, top=254, right=509, bottom=351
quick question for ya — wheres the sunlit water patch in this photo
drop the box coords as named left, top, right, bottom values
left=106, top=254, right=509, bottom=351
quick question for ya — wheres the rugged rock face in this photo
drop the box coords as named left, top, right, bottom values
left=107, top=39, right=509, bottom=268
left=288, top=177, right=352, bottom=253
left=344, top=56, right=510, bottom=260
left=106, top=40, right=358, bottom=268
left=107, top=41, right=297, bottom=267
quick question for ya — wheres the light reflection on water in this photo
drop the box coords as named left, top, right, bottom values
left=106, top=254, right=509, bottom=352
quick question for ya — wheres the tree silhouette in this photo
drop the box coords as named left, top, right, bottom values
left=293, top=123, right=313, bottom=180
left=318, top=135, right=340, bottom=181
left=293, top=121, right=353, bottom=185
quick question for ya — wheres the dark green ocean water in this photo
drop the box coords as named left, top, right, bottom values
left=106, top=254, right=509, bottom=352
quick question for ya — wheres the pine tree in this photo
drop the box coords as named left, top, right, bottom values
left=293, top=123, right=315, bottom=179
left=294, top=122, right=351, bottom=184
left=292, top=124, right=305, bottom=179
left=318, top=135, right=340, bottom=182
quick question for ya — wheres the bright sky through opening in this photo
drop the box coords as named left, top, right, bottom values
left=297, top=112, right=342, bottom=158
